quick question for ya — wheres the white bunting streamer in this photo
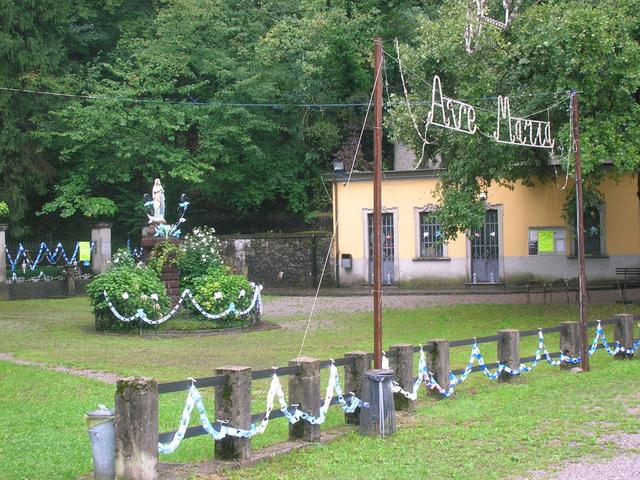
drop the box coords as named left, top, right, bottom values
left=103, top=285, right=263, bottom=325
left=158, top=362, right=361, bottom=454
left=151, top=321, right=638, bottom=454
left=390, top=321, right=635, bottom=400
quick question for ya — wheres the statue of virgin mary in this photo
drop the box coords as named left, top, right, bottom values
left=152, top=178, right=166, bottom=223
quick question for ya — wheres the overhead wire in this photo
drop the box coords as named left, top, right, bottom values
left=0, top=86, right=373, bottom=109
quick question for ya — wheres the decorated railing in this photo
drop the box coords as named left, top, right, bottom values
left=5, top=241, right=92, bottom=273
left=112, top=314, right=638, bottom=480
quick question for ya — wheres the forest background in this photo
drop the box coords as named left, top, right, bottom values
left=1, top=0, right=638, bottom=242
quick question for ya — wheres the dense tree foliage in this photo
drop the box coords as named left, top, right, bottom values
left=0, top=0, right=638, bottom=240
left=389, top=0, right=640, bottom=238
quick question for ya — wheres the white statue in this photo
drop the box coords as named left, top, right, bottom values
left=150, top=178, right=166, bottom=223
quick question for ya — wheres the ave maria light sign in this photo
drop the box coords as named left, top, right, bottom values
left=420, top=76, right=555, bottom=150
left=426, top=75, right=477, bottom=136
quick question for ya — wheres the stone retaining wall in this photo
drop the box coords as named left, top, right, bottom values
left=219, top=233, right=335, bottom=289
left=0, top=277, right=90, bottom=301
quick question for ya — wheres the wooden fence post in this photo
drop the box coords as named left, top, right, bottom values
left=426, top=339, right=449, bottom=399
left=560, top=321, right=581, bottom=370
left=497, top=329, right=520, bottom=382
left=344, top=351, right=371, bottom=424
left=215, top=366, right=251, bottom=461
left=389, top=344, right=414, bottom=412
left=114, top=376, right=158, bottom=480
left=288, top=357, right=321, bottom=442
left=614, top=314, right=635, bottom=359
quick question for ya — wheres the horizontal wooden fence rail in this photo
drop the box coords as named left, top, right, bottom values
left=115, top=314, right=637, bottom=480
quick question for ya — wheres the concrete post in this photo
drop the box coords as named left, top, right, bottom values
left=344, top=351, right=371, bottom=425
left=426, top=339, right=450, bottom=399
left=614, top=314, right=635, bottom=359
left=215, top=366, right=251, bottom=461
left=114, top=377, right=158, bottom=480
left=389, top=344, right=414, bottom=412
left=91, top=223, right=112, bottom=275
left=497, top=329, right=520, bottom=382
left=560, top=321, right=581, bottom=370
left=288, top=357, right=320, bottom=442
left=0, top=224, right=7, bottom=283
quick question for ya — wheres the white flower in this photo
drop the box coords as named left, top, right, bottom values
left=141, top=294, right=148, bottom=301
left=214, top=291, right=223, bottom=300
left=151, top=293, right=159, bottom=301
left=238, top=289, right=246, bottom=298
left=122, top=292, right=129, bottom=300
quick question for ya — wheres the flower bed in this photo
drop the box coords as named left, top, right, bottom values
left=87, top=227, right=261, bottom=332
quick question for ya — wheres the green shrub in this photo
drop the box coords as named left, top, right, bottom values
left=0, top=201, right=8, bottom=222
left=178, top=226, right=224, bottom=289
left=147, top=240, right=183, bottom=276
left=109, top=248, right=137, bottom=269
left=192, top=268, right=254, bottom=321
left=86, top=263, right=170, bottom=332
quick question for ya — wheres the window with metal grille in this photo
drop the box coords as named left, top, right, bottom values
left=419, top=211, right=444, bottom=257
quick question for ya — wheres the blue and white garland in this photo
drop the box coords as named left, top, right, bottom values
left=389, top=320, right=640, bottom=400
left=157, top=320, right=637, bottom=454
left=103, top=285, right=263, bottom=325
left=5, top=241, right=87, bottom=272
left=158, top=361, right=361, bottom=454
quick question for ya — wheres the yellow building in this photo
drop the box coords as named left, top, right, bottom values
left=328, top=169, right=640, bottom=286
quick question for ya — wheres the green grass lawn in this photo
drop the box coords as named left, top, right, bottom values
left=0, top=297, right=638, bottom=479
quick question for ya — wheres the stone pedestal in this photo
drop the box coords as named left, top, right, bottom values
left=0, top=224, right=7, bottom=284
left=63, top=264, right=80, bottom=296
left=497, top=329, right=520, bottom=382
left=288, top=357, right=321, bottom=442
left=215, top=366, right=252, bottom=461
left=426, top=339, right=450, bottom=399
left=114, top=377, right=158, bottom=480
left=91, top=223, right=112, bottom=275
left=614, top=314, right=635, bottom=359
left=161, top=265, right=181, bottom=305
left=560, top=321, right=581, bottom=369
left=344, top=351, right=371, bottom=425
left=389, top=344, right=415, bottom=411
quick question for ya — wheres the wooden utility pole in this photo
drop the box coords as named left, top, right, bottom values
left=571, top=90, right=590, bottom=372
left=373, top=37, right=383, bottom=369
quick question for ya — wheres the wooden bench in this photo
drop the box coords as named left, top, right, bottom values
left=615, top=267, right=640, bottom=304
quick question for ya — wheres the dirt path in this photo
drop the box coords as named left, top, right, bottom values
left=0, top=352, right=118, bottom=384
left=262, top=289, right=634, bottom=319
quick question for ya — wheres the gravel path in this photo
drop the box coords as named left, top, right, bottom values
left=262, top=288, right=633, bottom=320
left=516, top=433, right=640, bottom=479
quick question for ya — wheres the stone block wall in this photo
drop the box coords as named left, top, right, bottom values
left=219, top=233, right=335, bottom=289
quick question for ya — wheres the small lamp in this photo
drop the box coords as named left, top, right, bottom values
left=332, top=160, right=345, bottom=173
